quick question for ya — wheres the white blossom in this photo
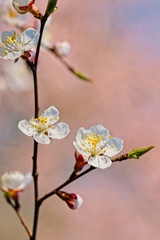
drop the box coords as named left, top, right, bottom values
left=18, top=106, right=70, bottom=144
left=55, top=41, right=71, bottom=57
left=0, top=0, right=28, bottom=27
left=73, top=124, right=123, bottom=169
left=1, top=171, right=32, bottom=192
left=3, top=58, right=32, bottom=93
left=0, top=28, right=39, bottom=60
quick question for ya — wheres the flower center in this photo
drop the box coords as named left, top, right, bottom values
left=81, top=133, right=104, bottom=156
left=2, top=32, right=23, bottom=54
left=30, top=116, right=57, bottom=134
left=81, top=133, right=114, bottom=156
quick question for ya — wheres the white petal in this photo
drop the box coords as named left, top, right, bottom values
left=24, top=172, right=32, bottom=186
left=75, top=127, right=92, bottom=149
left=48, top=122, right=70, bottom=139
left=90, top=124, right=109, bottom=141
left=105, top=137, right=123, bottom=157
left=33, top=132, right=51, bottom=144
left=0, top=47, right=8, bottom=58
left=73, top=141, right=90, bottom=161
left=13, top=0, right=30, bottom=6
left=18, top=120, right=34, bottom=136
left=22, top=28, right=39, bottom=49
left=42, top=106, right=59, bottom=119
left=88, top=155, right=112, bottom=169
left=3, top=51, right=22, bottom=59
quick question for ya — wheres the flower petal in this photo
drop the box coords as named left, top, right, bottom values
left=22, top=28, right=39, bottom=49
left=41, top=106, right=59, bottom=123
left=18, top=120, right=34, bottom=136
left=73, top=141, right=90, bottom=161
left=33, top=132, right=51, bottom=144
left=105, top=137, right=123, bottom=157
left=90, top=124, right=109, bottom=141
left=48, top=122, right=70, bottom=139
left=24, top=172, right=32, bottom=186
left=88, top=155, right=112, bottom=169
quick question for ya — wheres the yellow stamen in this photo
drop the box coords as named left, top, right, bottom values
left=111, top=145, right=114, bottom=148
left=5, top=50, right=8, bottom=53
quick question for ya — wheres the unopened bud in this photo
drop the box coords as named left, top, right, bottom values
left=74, top=151, right=88, bottom=173
left=12, top=0, right=43, bottom=19
left=128, top=146, right=154, bottom=159
left=54, top=41, right=71, bottom=57
left=57, top=191, right=84, bottom=210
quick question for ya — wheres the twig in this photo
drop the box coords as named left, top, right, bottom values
left=28, top=13, right=48, bottom=240
left=48, top=47, right=93, bottom=82
left=6, top=199, right=32, bottom=238
left=38, top=152, right=138, bottom=204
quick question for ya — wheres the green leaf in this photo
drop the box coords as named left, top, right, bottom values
left=75, top=71, right=93, bottom=82
left=128, top=146, right=154, bottom=159
left=46, top=0, right=58, bottom=16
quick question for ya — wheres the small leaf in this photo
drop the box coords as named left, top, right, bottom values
left=75, top=71, right=93, bottom=82
left=46, top=0, right=58, bottom=16
left=128, top=146, right=154, bottom=159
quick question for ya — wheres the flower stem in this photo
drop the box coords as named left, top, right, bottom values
left=29, top=14, right=48, bottom=240
left=6, top=199, right=32, bottom=238
left=39, top=166, right=96, bottom=204
left=38, top=152, right=139, bottom=204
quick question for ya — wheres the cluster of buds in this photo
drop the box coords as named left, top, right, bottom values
left=56, top=191, right=84, bottom=210
left=12, top=0, right=43, bottom=19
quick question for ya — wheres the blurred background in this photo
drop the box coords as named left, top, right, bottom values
left=0, top=0, right=160, bottom=239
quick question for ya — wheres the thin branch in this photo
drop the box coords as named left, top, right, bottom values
left=16, top=210, right=32, bottom=238
left=38, top=153, right=137, bottom=204
left=6, top=199, right=32, bottom=238
left=26, top=13, right=49, bottom=240
left=38, top=166, right=95, bottom=204
left=48, top=47, right=93, bottom=82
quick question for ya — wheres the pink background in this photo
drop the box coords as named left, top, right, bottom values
left=0, top=0, right=160, bottom=239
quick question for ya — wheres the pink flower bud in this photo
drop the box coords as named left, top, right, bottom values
left=74, top=151, right=88, bottom=173
left=57, top=191, right=84, bottom=210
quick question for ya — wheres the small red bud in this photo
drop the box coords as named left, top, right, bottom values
left=57, top=191, right=84, bottom=210
left=74, top=151, right=88, bottom=173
